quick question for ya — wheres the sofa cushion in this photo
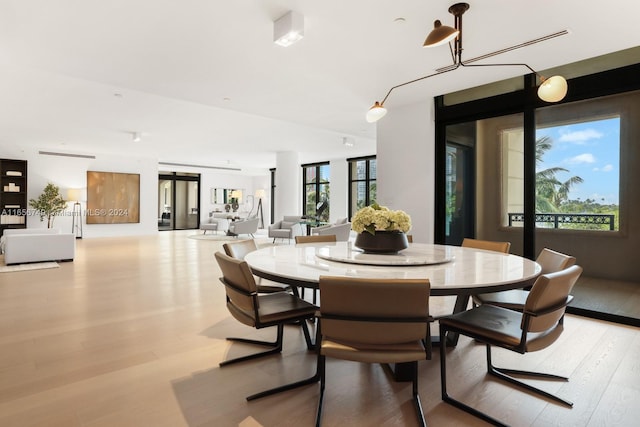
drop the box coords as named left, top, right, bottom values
left=4, top=228, right=61, bottom=235
left=281, top=221, right=297, bottom=229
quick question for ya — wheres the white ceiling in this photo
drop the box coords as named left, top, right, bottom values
left=1, top=0, right=639, bottom=174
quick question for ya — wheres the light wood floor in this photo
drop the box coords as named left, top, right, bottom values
left=0, top=230, right=638, bottom=427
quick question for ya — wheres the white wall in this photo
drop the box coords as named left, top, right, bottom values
left=21, top=149, right=158, bottom=237
left=376, top=100, right=435, bottom=243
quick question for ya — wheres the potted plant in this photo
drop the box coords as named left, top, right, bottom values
left=29, top=183, right=67, bottom=228
left=351, top=203, right=411, bottom=253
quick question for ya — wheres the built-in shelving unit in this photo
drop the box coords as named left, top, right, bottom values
left=0, top=158, right=28, bottom=236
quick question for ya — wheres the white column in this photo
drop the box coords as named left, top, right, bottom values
left=274, top=151, right=301, bottom=220
left=377, top=100, right=435, bottom=243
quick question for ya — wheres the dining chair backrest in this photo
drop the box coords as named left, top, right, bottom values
left=462, top=238, right=511, bottom=253
left=215, top=252, right=258, bottom=323
left=536, top=248, right=576, bottom=274
left=319, top=276, right=430, bottom=346
left=295, top=235, right=337, bottom=244
left=223, top=239, right=258, bottom=260
left=523, top=265, right=582, bottom=340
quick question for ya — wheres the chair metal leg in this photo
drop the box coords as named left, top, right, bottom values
left=409, top=361, right=427, bottom=427
left=219, top=324, right=284, bottom=367
left=439, top=324, right=508, bottom=427
left=486, top=345, right=573, bottom=407
left=246, top=371, right=320, bottom=401
left=300, top=317, right=315, bottom=350
left=315, top=355, right=326, bottom=427
left=246, top=321, right=321, bottom=402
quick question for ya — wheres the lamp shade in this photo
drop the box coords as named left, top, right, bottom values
left=255, top=189, right=266, bottom=198
left=423, top=20, right=459, bottom=47
left=67, top=188, right=81, bottom=202
left=537, top=75, right=568, bottom=102
left=366, top=102, right=387, bottom=123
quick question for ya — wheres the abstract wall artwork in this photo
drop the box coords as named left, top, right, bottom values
left=86, top=171, right=140, bottom=224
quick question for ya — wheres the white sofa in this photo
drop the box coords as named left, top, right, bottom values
left=1, top=229, right=76, bottom=265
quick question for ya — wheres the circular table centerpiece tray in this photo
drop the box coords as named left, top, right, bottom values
left=315, top=243, right=454, bottom=266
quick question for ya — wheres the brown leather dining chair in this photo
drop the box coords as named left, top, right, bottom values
left=439, top=265, right=583, bottom=426
left=247, top=276, right=432, bottom=427
left=294, top=234, right=337, bottom=244
left=461, top=237, right=511, bottom=253
left=214, top=252, right=317, bottom=367
left=223, top=239, right=291, bottom=294
left=294, top=234, right=337, bottom=303
left=473, top=247, right=576, bottom=310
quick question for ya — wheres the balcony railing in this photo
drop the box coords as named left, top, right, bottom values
left=508, top=213, right=615, bottom=230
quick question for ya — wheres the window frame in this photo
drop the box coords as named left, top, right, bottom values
left=301, top=161, right=330, bottom=221
left=347, top=155, right=376, bottom=219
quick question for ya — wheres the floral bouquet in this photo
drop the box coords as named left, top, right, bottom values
left=351, top=203, right=411, bottom=235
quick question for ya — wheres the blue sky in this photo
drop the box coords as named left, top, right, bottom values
left=536, top=117, right=620, bottom=205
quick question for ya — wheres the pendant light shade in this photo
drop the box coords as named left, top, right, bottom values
left=537, top=75, right=568, bottom=102
left=423, top=20, right=459, bottom=47
left=366, top=102, right=387, bottom=123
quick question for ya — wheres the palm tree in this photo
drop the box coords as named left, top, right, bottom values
left=535, top=136, right=583, bottom=212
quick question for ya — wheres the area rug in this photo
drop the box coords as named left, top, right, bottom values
left=187, top=233, right=240, bottom=242
left=0, top=260, right=59, bottom=273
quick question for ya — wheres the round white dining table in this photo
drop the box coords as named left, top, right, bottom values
left=244, top=241, right=541, bottom=297
left=245, top=241, right=540, bottom=350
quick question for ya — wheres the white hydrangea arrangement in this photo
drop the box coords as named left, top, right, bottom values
left=351, top=203, right=411, bottom=235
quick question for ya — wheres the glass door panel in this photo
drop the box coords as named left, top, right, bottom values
left=444, top=122, right=475, bottom=246
left=444, top=114, right=525, bottom=255
left=158, top=179, right=173, bottom=230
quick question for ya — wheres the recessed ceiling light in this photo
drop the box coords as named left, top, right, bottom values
left=394, top=17, right=406, bottom=23
left=223, top=97, right=231, bottom=102
left=114, top=93, right=123, bottom=98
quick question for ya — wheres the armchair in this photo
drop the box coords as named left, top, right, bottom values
left=227, top=217, right=259, bottom=238
left=268, top=215, right=303, bottom=243
left=310, top=217, right=352, bottom=241
left=439, top=265, right=583, bottom=426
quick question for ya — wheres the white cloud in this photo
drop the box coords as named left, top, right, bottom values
left=567, top=153, right=596, bottom=164
left=593, top=164, right=614, bottom=172
left=558, top=129, right=604, bottom=144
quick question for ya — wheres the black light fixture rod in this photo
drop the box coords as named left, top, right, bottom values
left=379, top=66, right=460, bottom=105
left=461, top=61, right=541, bottom=79
left=461, top=30, right=569, bottom=65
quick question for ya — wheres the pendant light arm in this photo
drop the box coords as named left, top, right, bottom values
left=379, top=65, right=460, bottom=105
left=460, top=61, right=544, bottom=83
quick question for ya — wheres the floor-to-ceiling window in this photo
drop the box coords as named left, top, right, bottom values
left=435, top=56, right=640, bottom=325
left=302, top=162, right=330, bottom=221
left=347, top=156, right=376, bottom=218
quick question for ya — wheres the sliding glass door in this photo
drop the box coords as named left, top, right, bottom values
left=158, top=172, right=200, bottom=231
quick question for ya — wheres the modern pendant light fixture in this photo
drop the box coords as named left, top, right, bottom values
left=367, top=2, right=569, bottom=122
